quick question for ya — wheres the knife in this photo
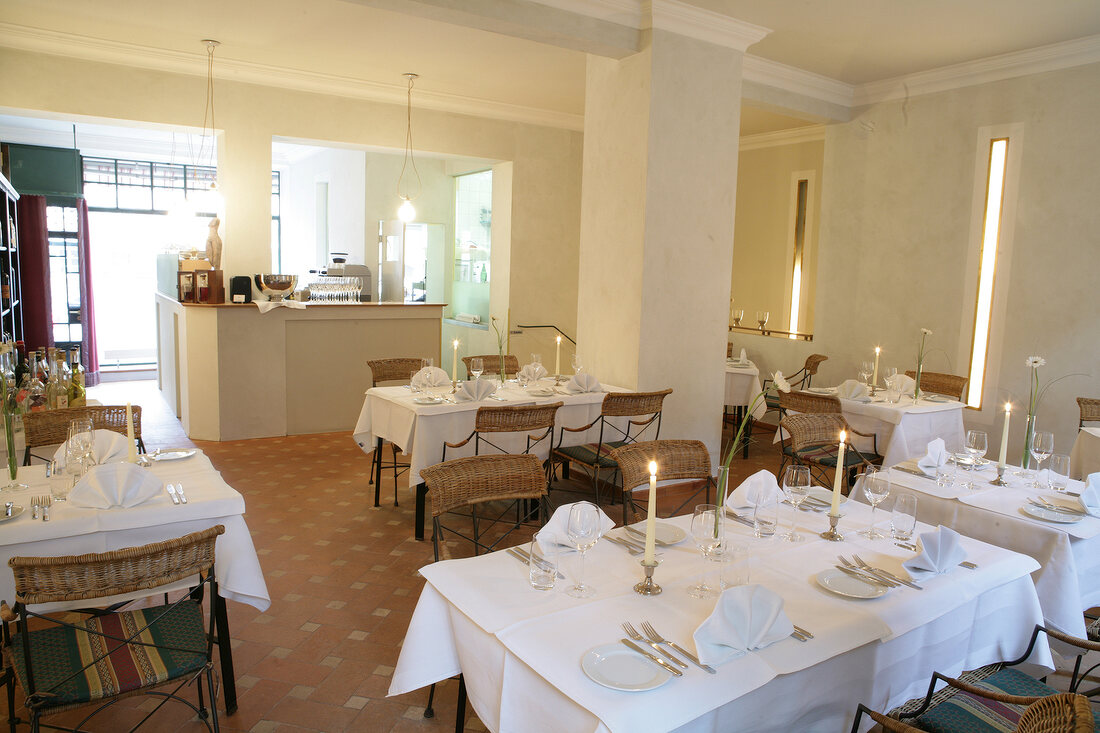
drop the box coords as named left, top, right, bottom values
left=856, top=562, right=923, bottom=590
left=892, top=466, right=935, bottom=481
left=834, top=565, right=894, bottom=588
left=651, top=637, right=716, bottom=674
left=176, top=483, right=188, bottom=504
left=724, top=510, right=756, bottom=528
left=620, top=639, right=683, bottom=677
left=625, top=524, right=672, bottom=547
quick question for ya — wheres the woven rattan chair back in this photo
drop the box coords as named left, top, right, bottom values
left=904, top=370, right=968, bottom=400
left=804, top=354, right=828, bottom=377
left=421, top=454, right=547, bottom=518
left=23, top=405, right=143, bottom=450
left=781, top=413, right=848, bottom=453
left=778, top=390, right=841, bottom=414
left=612, top=440, right=710, bottom=492
left=462, top=354, right=520, bottom=379
left=9, top=525, right=224, bottom=605
left=368, top=357, right=429, bottom=386
left=1078, top=397, right=1100, bottom=427
left=474, top=402, right=561, bottom=434
left=601, top=388, right=673, bottom=418
left=1017, top=693, right=1094, bottom=733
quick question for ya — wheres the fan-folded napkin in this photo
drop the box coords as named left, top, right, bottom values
left=411, top=366, right=450, bottom=390
left=724, top=469, right=780, bottom=510
left=566, top=373, right=602, bottom=393
left=917, top=438, right=948, bottom=477
left=69, top=463, right=164, bottom=509
left=254, top=300, right=306, bottom=313
left=836, top=379, right=870, bottom=400
left=693, top=585, right=793, bottom=666
left=902, top=525, right=967, bottom=577
left=519, top=363, right=547, bottom=382
left=886, top=374, right=916, bottom=394
left=1078, top=475, right=1100, bottom=516
left=53, top=429, right=131, bottom=466
left=534, top=502, right=615, bottom=551
left=455, top=379, right=497, bottom=402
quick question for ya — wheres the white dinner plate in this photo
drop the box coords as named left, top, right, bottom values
left=413, top=396, right=443, bottom=405
left=815, top=569, right=888, bottom=599
left=0, top=506, right=26, bottom=523
left=152, top=449, right=197, bottom=461
left=807, top=487, right=846, bottom=508
left=527, top=387, right=555, bottom=396
left=1021, top=504, right=1084, bottom=524
left=628, top=521, right=687, bottom=545
left=581, top=643, right=672, bottom=691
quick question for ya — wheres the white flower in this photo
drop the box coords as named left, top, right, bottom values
left=773, top=371, right=791, bottom=393
left=1025, top=356, right=1046, bottom=368
left=920, top=328, right=933, bottom=336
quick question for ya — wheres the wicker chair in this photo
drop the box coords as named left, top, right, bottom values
left=748, top=354, right=829, bottom=450
left=461, top=354, right=520, bottom=380
left=551, top=389, right=673, bottom=506
left=777, top=389, right=840, bottom=416
left=904, top=370, right=968, bottom=401
left=611, top=440, right=714, bottom=525
left=778, top=412, right=881, bottom=490
left=1, top=526, right=225, bottom=733
left=22, top=405, right=145, bottom=466
left=442, top=402, right=563, bottom=463
left=1078, top=398, right=1100, bottom=428
left=852, top=625, right=1100, bottom=732
left=366, top=358, right=430, bottom=507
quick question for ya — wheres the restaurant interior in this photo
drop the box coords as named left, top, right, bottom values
left=0, top=1, right=1099, bottom=731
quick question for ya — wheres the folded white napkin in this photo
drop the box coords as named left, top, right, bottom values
left=455, top=379, right=497, bottom=402
left=1078, top=475, right=1100, bottom=517
left=739, top=348, right=748, bottom=362
left=693, top=585, right=794, bottom=666
left=886, top=374, right=916, bottom=394
left=254, top=300, right=307, bottom=313
left=534, top=502, right=615, bottom=551
left=519, top=363, right=547, bottom=382
left=53, top=429, right=131, bottom=466
left=69, top=463, right=164, bottom=509
left=836, top=379, right=870, bottom=400
left=917, top=438, right=948, bottom=477
left=902, top=525, right=967, bottom=577
left=724, top=469, right=780, bottom=510
left=411, top=366, right=450, bottom=390
left=566, top=373, right=602, bottom=393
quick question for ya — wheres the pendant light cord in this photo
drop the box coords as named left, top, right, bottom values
left=396, top=73, right=421, bottom=202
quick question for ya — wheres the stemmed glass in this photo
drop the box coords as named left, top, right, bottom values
left=960, top=430, right=987, bottom=490
left=732, top=309, right=744, bottom=327
left=755, top=311, right=769, bottom=330
left=780, top=466, right=811, bottom=542
left=571, top=355, right=583, bottom=375
left=858, top=362, right=873, bottom=385
left=566, top=502, right=601, bottom=598
left=688, top=504, right=724, bottom=598
left=861, top=468, right=891, bottom=539
left=469, top=358, right=484, bottom=381
left=1029, top=431, right=1055, bottom=488
left=531, top=353, right=542, bottom=365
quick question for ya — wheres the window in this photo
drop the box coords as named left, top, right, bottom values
left=787, top=177, right=810, bottom=338
left=452, top=170, right=492, bottom=321
left=45, top=201, right=82, bottom=348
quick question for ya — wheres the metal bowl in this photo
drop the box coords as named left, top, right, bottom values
left=254, top=274, right=298, bottom=302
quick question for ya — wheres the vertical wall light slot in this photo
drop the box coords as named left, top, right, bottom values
left=966, top=138, right=1009, bottom=408
left=788, top=178, right=809, bottom=338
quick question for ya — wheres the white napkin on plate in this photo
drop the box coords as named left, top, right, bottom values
left=836, top=379, right=870, bottom=400
left=411, top=366, right=450, bottom=390
left=68, top=463, right=164, bottom=509
left=566, top=373, right=602, bottom=393
left=53, top=429, right=131, bottom=466
left=886, top=374, right=916, bottom=394
left=455, top=379, right=497, bottom=402
left=739, top=348, right=748, bottom=362
left=534, top=502, right=615, bottom=551
left=254, top=300, right=307, bottom=313
left=1077, top=475, right=1100, bottom=516
left=724, top=469, right=780, bottom=510
left=693, top=585, right=794, bottom=666
left=519, top=363, right=548, bottom=382
left=902, top=525, right=967, bottom=577
left=917, top=438, right=948, bottom=477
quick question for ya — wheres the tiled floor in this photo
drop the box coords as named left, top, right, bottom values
left=2, top=382, right=1094, bottom=731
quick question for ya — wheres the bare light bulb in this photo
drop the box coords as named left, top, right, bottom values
left=397, top=197, right=416, bottom=223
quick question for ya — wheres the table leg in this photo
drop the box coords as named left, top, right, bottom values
left=373, top=438, right=383, bottom=508
left=415, top=482, right=428, bottom=541
left=213, top=591, right=238, bottom=715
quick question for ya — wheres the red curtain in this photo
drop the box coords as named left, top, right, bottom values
left=77, top=199, right=100, bottom=387
left=15, top=195, right=52, bottom=350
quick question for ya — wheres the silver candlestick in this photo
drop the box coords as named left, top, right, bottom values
left=990, top=464, right=1010, bottom=486
left=820, top=513, right=844, bottom=542
left=634, top=560, right=662, bottom=596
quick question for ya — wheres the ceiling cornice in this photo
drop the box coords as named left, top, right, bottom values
left=643, top=0, right=770, bottom=52
left=853, top=33, right=1100, bottom=107
left=739, top=124, right=825, bottom=151
left=0, top=22, right=585, bottom=132
left=742, top=55, right=854, bottom=108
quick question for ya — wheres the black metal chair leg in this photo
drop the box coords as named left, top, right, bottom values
left=391, top=443, right=401, bottom=507
left=454, top=674, right=467, bottom=733
left=424, top=682, right=436, bottom=718
left=213, top=594, right=238, bottom=715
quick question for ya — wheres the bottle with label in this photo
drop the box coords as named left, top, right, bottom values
left=25, top=354, right=47, bottom=413
left=68, top=348, right=86, bottom=408
left=51, top=351, right=69, bottom=409
left=13, top=341, right=27, bottom=388
left=36, top=348, right=49, bottom=386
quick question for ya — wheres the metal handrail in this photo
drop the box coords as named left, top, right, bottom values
left=729, top=324, right=814, bottom=342
left=515, top=324, right=576, bottom=345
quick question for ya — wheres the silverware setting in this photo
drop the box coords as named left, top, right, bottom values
left=166, top=484, right=181, bottom=505
left=622, top=622, right=687, bottom=668
left=1029, top=496, right=1087, bottom=516
left=784, top=498, right=824, bottom=513
left=851, top=554, right=922, bottom=590
left=605, top=534, right=645, bottom=555
left=892, top=465, right=936, bottom=481
left=724, top=510, right=756, bottom=528
left=834, top=563, right=894, bottom=588
left=506, top=546, right=565, bottom=580
left=620, top=638, right=683, bottom=677
left=625, top=524, right=672, bottom=547
left=31, top=496, right=51, bottom=522
left=640, top=621, right=717, bottom=674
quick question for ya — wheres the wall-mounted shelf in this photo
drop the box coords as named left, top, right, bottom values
left=729, top=325, right=813, bottom=342
left=0, top=166, right=23, bottom=343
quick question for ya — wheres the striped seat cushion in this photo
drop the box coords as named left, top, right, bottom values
left=8, top=602, right=208, bottom=710
left=793, top=444, right=881, bottom=468
left=555, top=441, right=627, bottom=469
left=913, top=667, right=1100, bottom=732
left=1088, top=616, right=1100, bottom=642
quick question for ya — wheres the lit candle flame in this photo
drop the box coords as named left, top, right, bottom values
left=556, top=335, right=562, bottom=344
left=874, top=346, right=880, bottom=354
left=452, top=339, right=459, bottom=347
left=648, top=461, right=658, bottom=476
left=839, top=430, right=846, bottom=443
left=1005, top=402, right=1011, bottom=413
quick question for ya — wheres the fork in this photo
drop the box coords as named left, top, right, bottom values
left=640, top=621, right=716, bottom=674
left=605, top=535, right=644, bottom=555
left=838, top=556, right=898, bottom=587
left=622, top=622, right=686, bottom=668
left=175, top=483, right=188, bottom=504
left=852, top=554, right=922, bottom=590
left=1031, top=497, right=1086, bottom=515
left=41, top=495, right=51, bottom=522
left=31, top=497, right=40, bottom=521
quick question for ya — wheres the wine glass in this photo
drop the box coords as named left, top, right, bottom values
left=531, top=353, right=542, bottom=365
left=571, top=355, right=583, bottom=375
left=469, top=357, right=484, bottom=381
left=780, top=466, right=811, bottom=542
left=756, top=310, right=769, bottom=330
left=861, top=468, right=891, bottom=539
left=1030, top=431, right=1055, bottom=488
left=688, top=505, right=723, bottom=598
left=566, top=502, right=601, bottom=598
left=858, top=361, right=873, bottom=385
left=732, top=309, right=744, bottom=327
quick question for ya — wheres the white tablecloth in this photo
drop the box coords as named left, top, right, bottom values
left=390, top=501, right=1049, bottom=732
left=1070, top=427, right=1100, bottom=480
left=724, top=362, right=766, bottom=420
left=862, top=464, right=1100, bottom=637
left=0, top=453, right=270, bottom=612
left=353, top=379, right=627, bottom=482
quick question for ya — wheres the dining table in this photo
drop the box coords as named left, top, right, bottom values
left=724, top=360, right=766, bottom=459
left=860, top=459, right=1100, bottom=640
left=353, top=378, right=628, bottom=540
left=0, top=450, right=270, bottom=715
left=389, top=499, right=1050, bottom=732
left=1069, top=427, right=1100, bottom=480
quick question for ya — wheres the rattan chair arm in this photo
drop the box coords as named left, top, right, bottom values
left=862, top=707, right=923, bottom=733
left=846, top=427, right=877, bottom=440
left=1044, top=625, right=1100, bottom=652
left=0, top=601, right=14, bottom=623
left=561, top=420, right=598, bottom=434
left=628, top=415, right=658, bottom=428
left=848, top=445, right=878, bottom=467
left=939, top=676, right=1046, bottom=706
left=444, top=433, right=475, bottom=450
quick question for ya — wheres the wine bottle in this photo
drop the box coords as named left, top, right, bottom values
left=68, top=348, right=86, bottom=408
left=26, top=354, right=47, bottom=413
left=52, top=351, right=69, bottom=409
